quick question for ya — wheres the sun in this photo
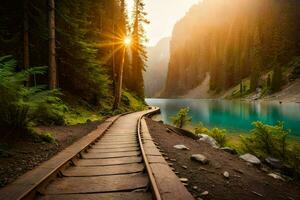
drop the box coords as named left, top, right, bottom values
left=124, top=37, right=132, bottom=46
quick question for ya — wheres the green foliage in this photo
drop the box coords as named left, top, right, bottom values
left=286, top=144, right=300, bottom=177
left=0, top=56, right=65, bottom=138
left=194, top=123, right=227, bottom=147
left=171, top=108, right=192, bottom=128
left=36, top=132, right=56, bottom=144
left=194, top=122, right=209, bottom=135
left=209, top=128, right=227, bottom=147
left=241, top=121, right=289, bottom=159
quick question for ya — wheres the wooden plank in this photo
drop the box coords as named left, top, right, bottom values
left=38, top=192, right=152, bottom=200
left=93, top=144, right=139, bottom=149
left=144, top=147, right=161, bottom=156
left=147, top=156, right=167, bottom=164
left=76, top=157, right=142, bottom=166
left=88, top=147, right=139, bottom=153
left=63, top=163, right=144, bottom=177
left=95, top=141, right=137, bottom=145
left=82, top=151, right=140, bottom=159
left=44, top=174, right=149, bottom=194
left=150, top=163, right=194, bottom=200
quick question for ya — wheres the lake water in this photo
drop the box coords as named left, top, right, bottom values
left=146, top=98, right=300, bottom=137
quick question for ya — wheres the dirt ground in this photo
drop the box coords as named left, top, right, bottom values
left=146, top=118, right=300, bottom=200
left=0, top=121, right=101, bottom=187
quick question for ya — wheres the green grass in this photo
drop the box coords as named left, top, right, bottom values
left=64, top=106, right=102, bottom=125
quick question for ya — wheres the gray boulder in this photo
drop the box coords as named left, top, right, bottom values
left=191, top=154, right=209, bottom=164
left=198, top=134, right=219, bottom=148
left=240, top=153, right=261, bottom=165
left=173, top=144, right=189, bottom=150
left=265, top=157, right=282, bottom=169
left=268, top=173, right=285, bottom=181
left=221, top=147, right=237, bottom=155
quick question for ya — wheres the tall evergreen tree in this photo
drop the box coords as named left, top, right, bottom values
left=48, top=0, right=57, bottom=89
left=130, top=0, right=149, bottom=98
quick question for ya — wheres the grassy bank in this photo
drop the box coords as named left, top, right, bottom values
left=170, top=108, right=300, bottom=178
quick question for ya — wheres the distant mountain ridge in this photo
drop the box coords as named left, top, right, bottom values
left=144, top=37, right=170, bottom=97
left=162, top=0, right=300, bottom=99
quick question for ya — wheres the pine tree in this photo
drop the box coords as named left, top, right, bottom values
left=48, top=0, right=57, bottom=89
left=130, top=0, right=149, bottom=98
left=113, top=0, right=129, bottom=109
left=250, top=28, right=262, bottom=92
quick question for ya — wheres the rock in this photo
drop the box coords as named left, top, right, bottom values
left=180, top=178, right=189, bottom=183
left=265, top=157, right=282, bottom=169
left=197, top=198, right=204, bottom=200
left=170, top=158, right=177, bottom=162
left=268, top=173, right=285, bottom=181
left=223, top=171, right=230, bottom=178
left=200, top=191, right=209, bottom=196
left=173, top=144, right=189, bottom=150
left=182, top=165, right=188, bottom=169
left=198, top=134, right=219, bottom=148
left=191, top=154, right=209, bottom=164
left=166, top=128, right=171, bottom=133
left=158, top=120, right=164, bottom=124
left=221, top=147, right=237, bottom=155
left=193, top=186, right=198, bottom=190
left=240, top=154, right=261, bottom=165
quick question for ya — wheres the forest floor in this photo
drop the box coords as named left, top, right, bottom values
left=146, top=118, right=300, bottom=200
left=0, top=120, right=102, bottom=188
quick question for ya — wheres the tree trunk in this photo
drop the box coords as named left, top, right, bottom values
left=113, top=48, right=126, bottom=110
left=49, top=0, right=57, bottom=89
left=23, top=0, right=30, bottom=72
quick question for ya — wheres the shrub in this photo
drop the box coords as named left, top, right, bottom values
left=171, top=107, right=192, bottom=128
left=194, top=123, right=227, bottom=147
left=208, top=128, right=227, bottom=147
left=194, top=122, right=209, bottom=135
left=286, top=145, right=300, bottom=177
left=241, top=121, right=289, bottom=159
left=0, top=56, right=66, bottom=139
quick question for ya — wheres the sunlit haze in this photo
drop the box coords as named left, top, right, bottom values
left=127, top=0, right=200, bottom=46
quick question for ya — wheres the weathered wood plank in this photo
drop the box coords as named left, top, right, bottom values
left=37, top=192, right=152, bottom=200
left=63, top=163, right=144, bottom=177
left=88, top=147, right=139, bottom=153
left=44, top=174, right=149, bottom=194
left=93, top=144, right=139, bottom=149
left=76, top=157, right=142, bottom=166
left=82, top=151, right=140, bottom=159
left=150, top=163, right=194, bottom=200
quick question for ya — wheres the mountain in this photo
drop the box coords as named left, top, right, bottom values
left=162, top=0, right=300, bottom=98
left=144, top=37, right=170, bottom=97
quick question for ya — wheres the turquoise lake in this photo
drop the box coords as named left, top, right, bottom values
left=146, top=99, right=300, bottom=137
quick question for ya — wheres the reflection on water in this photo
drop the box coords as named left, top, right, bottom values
left=146, top=99, right=300, bottom=137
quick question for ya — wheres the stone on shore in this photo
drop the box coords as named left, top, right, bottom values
left=265, top=157, right=282, bottom=169
left=198, top=134, right=219, bottom=148
left=173, top=144, right=190, bottom=150
left=221, top=147, right=237, bottom=155
left=268, top=173, right=285, bottom=181
left=223, top=171, right=230, bottom=178
left=191, top=154, right=209, bottom=164
left=240, top=154, right=261, bottom=165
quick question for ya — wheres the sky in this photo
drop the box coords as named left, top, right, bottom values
left=127, top=0, right=200, bottom=46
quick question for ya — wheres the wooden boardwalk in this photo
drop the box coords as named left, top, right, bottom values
left=0, top=109, right=194, bottom=200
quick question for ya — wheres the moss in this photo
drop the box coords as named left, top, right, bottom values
left=64, top=106, right=102, bottom=125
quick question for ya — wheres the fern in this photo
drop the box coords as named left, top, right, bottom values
left=0, top=56, right=67, bottom=139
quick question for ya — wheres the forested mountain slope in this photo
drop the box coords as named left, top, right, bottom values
left=162, top=0, right=300, bottom=98
left=144, top=37, right=170, bottom=97
left=0, top=0, right=147, bottom=109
